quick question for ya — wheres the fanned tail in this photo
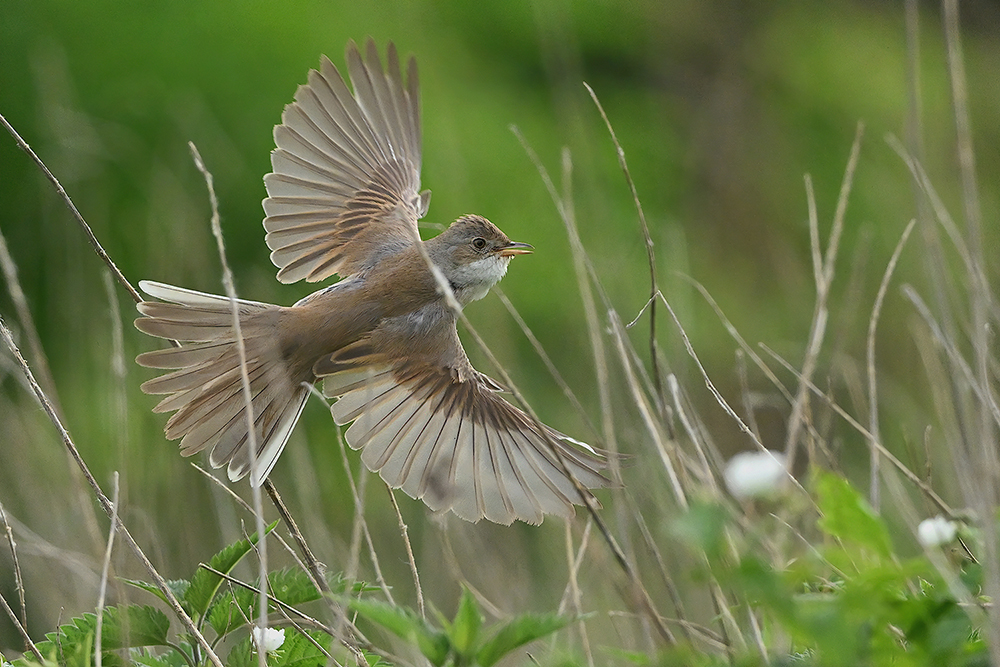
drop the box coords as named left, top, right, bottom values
left=134, top=281, right=308, bottom=485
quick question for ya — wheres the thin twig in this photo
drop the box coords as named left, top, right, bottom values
left=942, top=1, right=983, bottom=250
left=734, top=350, right=762, bottom=443
left=189, top=142, right=269, bottom=667
left=191, top=464, right=320, bottom=584
left=902, top=286, right=1000, bottom=433
left=494, top=287, right=600, bottom=441
left=668, top=374, right=722, bottom=496
left=102, top=270, right=129, bottom=462
left=263, top=481, right=331, bottom=592
left=583, top=83, right=663, bottom=418
left=902, top=0, right=951, bottom=335
left=0, top=226, right=106, bottom=554
left=942, top=1, right=999, bottom=660
left=94, top=472, right=120, bottom=667
left=562, top=520, right=594, bottom=667
left=387, top=486, right=424, bottom=619
left=558, top=517, right=593, bottom=614
left=656, top=292, right=766, bottom=454
left=784, top=123, right=864, bottom=471
left=0, top=501, right=37, bottom=659
left=627, top=494, right=693, bottom=644
left=0, top=589, right=43, bottom=663
left=319, top=390, right=394, bottom=605
left=866, top=219, right=917, bottom=510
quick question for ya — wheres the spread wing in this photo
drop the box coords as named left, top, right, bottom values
left=314, top=328, right=610, bottom=525
left=263, top=39, right=428, bottom=284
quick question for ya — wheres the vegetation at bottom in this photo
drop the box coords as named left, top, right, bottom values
left=2, top=469, right=987, bottom=666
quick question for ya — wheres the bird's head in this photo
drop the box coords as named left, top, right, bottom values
left=427, top=215, right=532, bottom=304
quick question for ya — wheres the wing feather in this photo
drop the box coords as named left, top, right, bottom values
left=319, top=357, right=610, bottom=524
left=264, top=39, right=424, bottom=284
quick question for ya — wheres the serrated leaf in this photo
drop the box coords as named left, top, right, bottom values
left=122, top=579, right=191, bottom=610
left=17, top=606, right=171, bottom=667
left=186, top=520, right=278, bottom=620
left=476, top=613, right=575, bottom=667
left=226, top=636, right=253, bottom=667
left=814, top=470, right=892, bottom=560
left=100, top=605, right=172, bottom=649
left=272, top=629, right=332, bottom=667
left=347, top=597, right=450, bottom=666
left=269, top=568, right=323, bottom=606
left=448, top=587, right=482, bottom=655
left=131, top=647, right=190, bottom=667
left=207, top=587, right=256, bottom=637
left=207, top=568, right=326, bottom=637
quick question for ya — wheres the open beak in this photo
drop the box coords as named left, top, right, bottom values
left=498, top=241, right=534, bottom=257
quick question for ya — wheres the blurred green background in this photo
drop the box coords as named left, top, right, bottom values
left=2, top=0, right=1000, bottom=660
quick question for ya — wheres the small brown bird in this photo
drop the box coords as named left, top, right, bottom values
left=135, top=39, right=610, bottom=524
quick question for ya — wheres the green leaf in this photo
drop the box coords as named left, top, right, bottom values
left=131, top=647, right=190, bottom=667
left=121, top=578, right=190, bottom=610
left=226, top=635, right=253, bottom=667
left=476, top=612, right=575, bottom=667
left=95, top=605, right=172, bottom=649
left=271, top=629, right=332, bottom=667
left=207, top=586, right=255, bottom=637
left=814, top=470, right=892, bottom=560
left=448, top=587, right=482, bottom=655
left=186, top=520, right=278, bottom=620
left=207, top=567, right=330, bottom=636
left=670, top=501, right=729, bottom=559
left=730, top=556, right=795, bottom=622
left=269, top=568, right=325, bottom=606
left=347, top=597, right=450, bottom=666
left=16, top=606, right=172, bottom=667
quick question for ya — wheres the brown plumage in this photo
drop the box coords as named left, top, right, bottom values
left=135, top=39, right=611, bottom=524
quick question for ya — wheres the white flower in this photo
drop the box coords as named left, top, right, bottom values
left=252, top=626, right=286, bottom=653
left=723, top=450, right=788, bottom=500
left=917, top=516, right=957, bottom=548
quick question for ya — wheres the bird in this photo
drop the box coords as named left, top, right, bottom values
left=134, top=38, right=610, bottom=525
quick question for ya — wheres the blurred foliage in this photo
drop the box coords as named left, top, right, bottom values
left=2, top=0, right=1000, bottom=663
left=11, top=526, right=382, bottom=667
left=659, top=470, right=986, bottom=667
left=9, top=472, right=987, bottom=666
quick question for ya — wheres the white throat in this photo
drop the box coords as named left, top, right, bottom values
left=449, top=256, right=511, bottom=305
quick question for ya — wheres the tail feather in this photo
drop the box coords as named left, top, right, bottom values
left=138, top=280, right=272, bottom=308
left=136, top=340, right=231, bottom=369
left=142, top=353, right=246, bottom=395
left=162, top=364, right=268, bottom=434
left=135, top=281, right=307, bottom=485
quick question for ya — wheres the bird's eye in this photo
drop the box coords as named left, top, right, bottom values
left=472, top=237, right=487, bottom=251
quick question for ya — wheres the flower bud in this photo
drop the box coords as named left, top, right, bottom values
left=917, top=516, right=957, bottom=548
left=252, top=626, right=286, bottom=653
left=724, top=449, right=788, bottom=500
